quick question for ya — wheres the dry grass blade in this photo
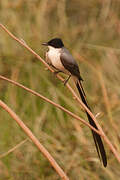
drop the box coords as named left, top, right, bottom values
left=0, top=139, right=28, bottom=158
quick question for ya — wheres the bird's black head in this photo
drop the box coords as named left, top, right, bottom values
left=42, top=38, right=64, bottom=48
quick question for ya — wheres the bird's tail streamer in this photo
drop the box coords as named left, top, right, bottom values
left=76, top=79, right=107, bottom=167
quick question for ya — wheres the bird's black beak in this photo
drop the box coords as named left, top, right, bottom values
left=42, top=42, right=48, bottom=46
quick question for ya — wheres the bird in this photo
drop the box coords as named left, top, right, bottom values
left=42, top=38, right=107, bottom=167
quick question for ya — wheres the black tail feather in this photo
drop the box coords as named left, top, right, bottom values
left=76, top=79, right=107, bottom=167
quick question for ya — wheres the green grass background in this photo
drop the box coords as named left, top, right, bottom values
left=0, top=0, right=120, bottom=179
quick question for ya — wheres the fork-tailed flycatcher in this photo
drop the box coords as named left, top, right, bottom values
left=42, top=38, right=107, bottom=167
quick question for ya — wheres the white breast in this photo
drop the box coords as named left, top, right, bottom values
left=47, top=46, right=69, bottom=74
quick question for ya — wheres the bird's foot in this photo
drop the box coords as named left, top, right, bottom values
left=63, top=75, right=71, bottom=86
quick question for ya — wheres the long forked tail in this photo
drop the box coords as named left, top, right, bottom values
left=76, top=79, right=107, bottom=167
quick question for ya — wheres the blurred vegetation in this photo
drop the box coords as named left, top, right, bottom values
left=0, top=0, right=120, bottom=179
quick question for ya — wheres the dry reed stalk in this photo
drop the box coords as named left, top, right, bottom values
left=0, top=24, right=120, bottom=163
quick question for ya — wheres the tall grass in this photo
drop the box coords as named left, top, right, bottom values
left=0, top=0, right=120, bottom=179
